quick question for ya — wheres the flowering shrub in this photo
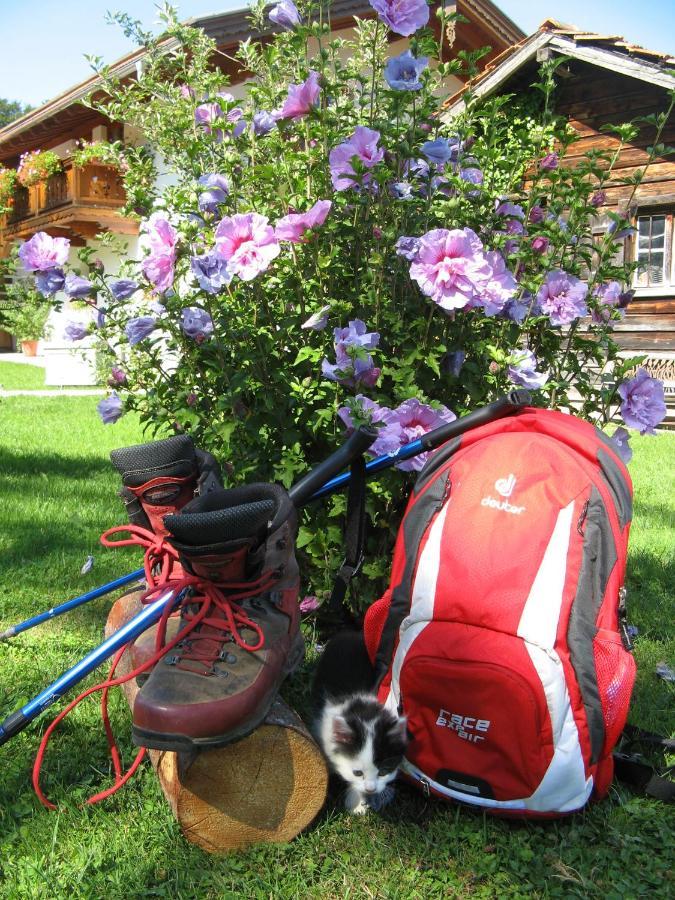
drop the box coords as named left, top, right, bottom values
left=22, top=3, right=671, bottom=606
left=0, top=167, right=18, bottom=214
left=71, top=140, right=125, bottom=170
left=16, top=149, right=62, bottom=187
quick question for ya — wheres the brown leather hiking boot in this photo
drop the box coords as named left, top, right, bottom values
left=131, top=484, right=303, bottom=750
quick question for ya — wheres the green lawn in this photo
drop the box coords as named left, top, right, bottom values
left=0, top=361, right=46, bottom=391
left=0, top=396, right=673, bottom=899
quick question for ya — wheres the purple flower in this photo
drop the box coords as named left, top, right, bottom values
left=507, top=348, right=548, bottom=390
left=390, top=399, right=456, bottom=472
left=35, top=268, right=65, bottom=297
left=368, top=0, right=429, bottom=36
left=503, top=295, right=532, bottom=324
left=592, top=281, right=624, bottom=324
left=529, top=206, right=545, bottom=224
left=299, top=595, right=321, bottom=613
left=409, top=227, right=492, bottom=311
left=531, top=236, right=550, bottom=255
left=276, top=71, right=320, bottom=121
left=215, top=212, right=280, bottom=281
left=540, top=152, right=559, bottom=171
left=195, top=103, right=223, bottom=128
left=275, top=200, right=332, bottom=242
left=384, top=50, right=428, bottom=90
left=181, top=307, right=214, bottom=340
left=186, top=392, right=197, bottom=407
left=329, top=127, right=384, bottom=191
left=179, top=84, right=196, bottom=100
left=505, top=218, right=525, bottom=236
left=611, top=427, right=633, bottom=464
left=141, top=214, right=177, bottom=294
left=391, top=181, right=415, bottom=201
left=64, top=320, right=89, bottom=342
left=190, top=252, right=233, bottom=294
left=97, top=393, right=124, bottom=424
left=338, top=395, right=404, bottom=455
left=64, top=274, right=93, bottom=299
left=608, top=219, right=637, bottom=241
left=110, top=279, right=139, bottom=302
left=301, top=304, right=330, bottom=331
left=480, top=250, right=517, bottom=316
left=618, top=368, right=666, bottom=435
left=19, top=233, right=70, bottom=272
left=395, top=235, right=421, bottom=261
left=269, top=0, right=301, bottom=28
left=109, top=366, right=127, bottom=386
left=322, top=320, right=380, bottom=388
left=421, top=138, right=459, bottom=167
left=125, top=316, right=157, bottom=346
left=591, top=190, right=606, bottom=208
left=197, top=173, right=229, bottom=215
left=496, top=201, right=525, bottom=220
left=536, top=271, right=588, bottom=326
left=253, top=111, right=276, bottom=136
left=404, top=158, right=430, bottom=180
left=443, top=350, right=466, bottom=377
left=460, top=167, right=483, bottom=187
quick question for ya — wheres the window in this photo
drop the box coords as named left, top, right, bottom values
left=633, top=211, right=674, bottom=291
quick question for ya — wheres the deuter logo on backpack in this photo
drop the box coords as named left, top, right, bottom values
left=481, top=473, right=525, bottom=515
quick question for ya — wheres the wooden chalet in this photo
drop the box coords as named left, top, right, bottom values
left=443, top=20, right=675, bottom=397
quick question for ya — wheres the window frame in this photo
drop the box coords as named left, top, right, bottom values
left=630, top=208, right=675, bottom=297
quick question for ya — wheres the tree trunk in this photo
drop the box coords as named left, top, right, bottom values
left=106, top=590, right=327, bottom=853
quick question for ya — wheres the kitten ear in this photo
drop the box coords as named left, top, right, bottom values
left=331, top=715, right=354, bottom=745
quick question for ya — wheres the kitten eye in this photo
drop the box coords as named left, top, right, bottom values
left=352, top=770, right=363, bottom=777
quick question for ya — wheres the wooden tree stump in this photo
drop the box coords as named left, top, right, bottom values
left=105, top=590, right=328, bottom=853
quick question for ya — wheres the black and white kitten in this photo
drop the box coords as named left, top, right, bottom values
left=312, top=630, right=409, bottom=815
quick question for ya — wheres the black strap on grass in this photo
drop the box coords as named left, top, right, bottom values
left=326, top=456, right=367, bottom=625
left=613, top=724, right=675, bottom=802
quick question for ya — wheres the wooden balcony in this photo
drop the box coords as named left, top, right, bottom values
left=1, top=159, right=138, bottom=245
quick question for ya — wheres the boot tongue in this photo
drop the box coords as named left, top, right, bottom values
left=183, top=546, right=250, bottom=582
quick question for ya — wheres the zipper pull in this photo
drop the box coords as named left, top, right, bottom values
left=420, top=776, right=431, bottom=798
left=577, top=499, right=589, bottom=535
left=618, top=586, right=634, bottom=652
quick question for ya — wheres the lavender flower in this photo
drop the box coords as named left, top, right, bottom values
left=611, top=427, right=633, bottom=464
left=539, top=152, right=559, bottom=171
left=299, top=595, right=321, bottom=613
left=384, top=50, right=428, bottom=90
left=460, top=167, right=483, bottom=187
left=409, top=227, right=492, bottom=311
left=503, top=295, right=532, bottom=324
left=197, top=173, right=229, bottom=215
left=338, top=395, right=404, bottom=455
left=110, top=279, right=139, bottom=302
left=591, top=190, right=607, bottom=208
left=181, top=307, right=214, bottom=340
left=507, top=349, right=548, bottom=389
left=191, top=252, right=233, bottom=294
left=395, top=235, right=421, bottom=261
left=421, top=138, right=459, bottom=167
left=391, top=181, right=415, bottom=201
left=141, top=213, right=177, bottom=294
left=536, top=271, right=588, bottom=326
left=275, top=200, right=332, bottom=242
left=389, top=399, right=456, bottom=472
left=35, top=268, right=65, bottom=297
left=368, top=0, right=429, bottom=36
left=480, top=250, right=517, bottom=316
left=276, top=71, right=321, bottom=121
left=329, top=127, right=384, bottom=191
left=531, top=236, right=550, bottom=255
left=109, top=366, right=127, bottom=386
left=529, top=206, right=545, bottom=224
left=496, top=201, right=525, bottom=220
left=443, top=350, right=466, bottom=377
left=63, top=320, right=89, bottom=342
left=269, top=0, right=301, bottom=28
left=592, top=281, right=624, bottom=324
left=322, top=320, right=380, bottom=388
left=194, top=103, right=223, bottom=129
left=97, top=393, right=124, bottom=424
left=19, top=232, right=70, bottom=272
left=618, top=368, right=666, bottom=435
left=64, top=274, right=93, bottom=299
left=125, top=316, right=157, bottom=346
left=214, top=213, right=280, bottom=281
left=253, top=111, right=276, bottom=136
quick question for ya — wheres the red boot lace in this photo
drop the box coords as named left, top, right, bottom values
left=33, top=524, right=277, bottom=810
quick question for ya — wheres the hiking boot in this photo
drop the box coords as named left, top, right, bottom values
left=131, top=483, right=304, bottom=750
left=110, top=434, right=222, bottom=538
left=108, top=435, right=223, bottom=675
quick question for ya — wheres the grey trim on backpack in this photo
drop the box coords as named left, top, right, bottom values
left=567, top=487, right=618, bottom=764
left=414, top=437, right=461, bottom=496
left=597, top=447, right=632, bottom=530
left=374, top=471, right=450, bottom=686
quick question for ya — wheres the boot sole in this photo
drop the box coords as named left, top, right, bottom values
left=131, top=631, right=306, bottom=752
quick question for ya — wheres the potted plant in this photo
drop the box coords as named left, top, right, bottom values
left=0, top=166, right=18, bottom=214
left=3, top=279, right=52, bottom=355
left=17, top=149, right=62, bottom=188
left=71, top=140, right=124, bottom=170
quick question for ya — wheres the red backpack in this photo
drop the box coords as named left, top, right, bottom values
left=363, top=407, right=636, bottom=817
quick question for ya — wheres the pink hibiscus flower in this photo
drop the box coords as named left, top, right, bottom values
left=215, top=212, right=281, bottom=281
left=409, top=227, right=492, bottom=311
left=275, top=71, right=321, bottom=120
left=275, top=200, right=332, bottom=242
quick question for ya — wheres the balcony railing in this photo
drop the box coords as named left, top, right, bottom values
left=0, top=158, right=128, bottom=238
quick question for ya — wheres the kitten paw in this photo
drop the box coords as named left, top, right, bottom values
left=344, top=787, right=369, bottom=815
left=366, top=785, right=395, bottom=812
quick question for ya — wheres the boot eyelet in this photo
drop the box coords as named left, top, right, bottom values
left=166, top=655, right=180, bottom=666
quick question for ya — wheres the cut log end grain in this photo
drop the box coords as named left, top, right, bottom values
left=105, top=589, right=328, bottom=853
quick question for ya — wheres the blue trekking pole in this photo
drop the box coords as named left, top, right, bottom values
left=0, top=569, right=145, bottom=642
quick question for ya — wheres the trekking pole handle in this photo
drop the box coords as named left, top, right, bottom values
left=288, top=425, right=377, bottom=508
left=417, top=388, right=531, bottom=452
